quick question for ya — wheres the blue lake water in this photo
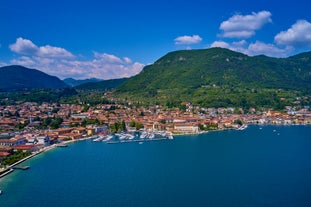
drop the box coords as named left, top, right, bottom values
left=1, top=125, right=311, bottom=207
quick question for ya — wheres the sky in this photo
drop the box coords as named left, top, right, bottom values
left=1, top=0, right=311, bottom=80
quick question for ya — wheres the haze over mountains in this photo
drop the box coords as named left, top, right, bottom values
left=63, top=78, right=102, bottom=87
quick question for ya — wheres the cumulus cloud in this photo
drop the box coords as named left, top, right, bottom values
left=9, top=37, right=74, bottom=58
left=10, top=38, right=38, bottom=55
left=210, top=40, right=291, bottom=57
left=94, top=52, right=123, bottom=64
left=219, top=11, right=272, bottom=38
left=7, top=37, right=144, bottom=79
left=274, top=20, right=311, bottom=47
left=174, top=35, right=202, bottom=45
left=247, top=41, right=291, bottom=57
left=211, top=41, right=230, bottom=48
left=9, top=52, right=144, bottom=80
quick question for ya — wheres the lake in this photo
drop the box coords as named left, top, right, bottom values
left=1, top=125, right=311, bottom=207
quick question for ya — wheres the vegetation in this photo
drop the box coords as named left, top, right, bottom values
left=199, top=123, right=219, bottom=131
left=1, top=48, right=311, bottom=110
left=115, top=48, right=311, bottom=109
left=0, top=150, right=31, bottom=167
left=63, top=78, right=102, bottom=87
left=0, top=88, right=78, bottom=105
left=75, top=78, right=128, bottom=90
left=110, top=120, right=126, bottom=133
left=129, top=120, right=144, bottom=130
left=0, top=65, right=67, bottom=91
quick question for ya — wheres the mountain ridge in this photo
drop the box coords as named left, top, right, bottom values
left=0, top=65, right=68, bottom=91
left=63, top=78, right=102, bottom=87
left=75, top=78, right=129, bottom=90
left=115, top=47, right=311, bottom=108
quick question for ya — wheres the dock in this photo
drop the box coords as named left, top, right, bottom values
left=12, top=166, right=30, bottom=170
left=106, top=137, right=169, bottom=144
left=56, top=144, right=68, bottom=147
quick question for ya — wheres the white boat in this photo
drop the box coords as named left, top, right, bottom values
left=237, top=124, right=248, bottom=130
left=126, top=134, right=135, bottom=139
left=102, top=135, right=114, bottom=141
left=140, top=131, right=147, bottom=139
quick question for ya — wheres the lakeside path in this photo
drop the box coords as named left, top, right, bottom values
left=0, top=136, right=96, bottom=179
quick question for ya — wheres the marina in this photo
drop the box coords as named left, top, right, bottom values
left=95, top=130, right=173, bottom=144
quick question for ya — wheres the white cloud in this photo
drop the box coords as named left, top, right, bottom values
left=94, top=52, right=123, bottom=64
left=124, top=57, right=132, bottom=64
left=10, top=38, right=38, bottom=55
left=220, top=11, right=272, bottom=38
left=211, top=41, right=230, bottom=48
left=274, top=20, right=311, bottom=47
left=7, top=37, right=144, bottom=79
left=9, top=52, right=144, bottom=80
left=210, top=40, right=291, bottom=57
left=10, top=56, right=36, bottom=66
left=174, top=35, right=202, bottom=45
left=247, top=41, right=291, bottom=57
left=9, top=37, right=74, bottom=58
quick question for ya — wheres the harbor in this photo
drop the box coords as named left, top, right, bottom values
left=95, top=130, right=173, bottom=144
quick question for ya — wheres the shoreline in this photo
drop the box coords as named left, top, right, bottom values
left=0, top=136, right=95, bottom=180
left=1, top=123, right=310, bottom=180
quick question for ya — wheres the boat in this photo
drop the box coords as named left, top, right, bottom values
left=147, top=133, right=155, bottom=139
left=102, top=135, right=114, bottom=141
left=0, top=189, right=2, bottom=195
left=237, top=124, right=248, bottom=130
left=140, top=131, right=147, bottom=139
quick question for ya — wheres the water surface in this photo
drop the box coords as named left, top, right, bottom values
left=1, top=125, right=311, bottom=207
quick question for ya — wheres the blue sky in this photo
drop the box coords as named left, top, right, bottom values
left=1, top=0, right=311, bottom=80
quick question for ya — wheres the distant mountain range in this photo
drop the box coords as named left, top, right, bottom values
left=75, top=78, right=129, bottom=90
left=2, top=47, right=311, bottom=109
left=0, top=65, right=68, bottom=91
left=63, top=78, right=102, bottom=87
left=0, top=65, right=126, bottom=92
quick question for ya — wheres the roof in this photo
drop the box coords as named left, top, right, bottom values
left=0, top=151, right=10, bottom=157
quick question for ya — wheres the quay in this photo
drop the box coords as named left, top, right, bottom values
left=0, top=168, right=14, bottom=178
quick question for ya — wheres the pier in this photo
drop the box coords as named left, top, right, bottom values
left=106, top=137, right=169, bottom=144
left=12, top=166, right=30, bottom=170
left=56, top=144, right=68, bottom=147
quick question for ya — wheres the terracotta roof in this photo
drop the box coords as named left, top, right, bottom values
left=0, top=151, right=10, bottom=157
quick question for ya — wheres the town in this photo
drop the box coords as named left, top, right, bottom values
left=1, top=97, right=311, bottom=172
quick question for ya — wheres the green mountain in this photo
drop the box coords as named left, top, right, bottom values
left=0, top=65, right=68, bottom=91
left=63, top=78, right=102, bottom=87
left=75, top=78, right=128, bottom=90
left=116, top=48, right=311, bottom=109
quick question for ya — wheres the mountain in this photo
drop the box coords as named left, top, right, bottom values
left=63, top=78, right=102, bottom=87
left=0, top=65, right=68, bottom=91
left=116, top=48, right=311, bottom=108
left=75, top=78, right=129, bottom=90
